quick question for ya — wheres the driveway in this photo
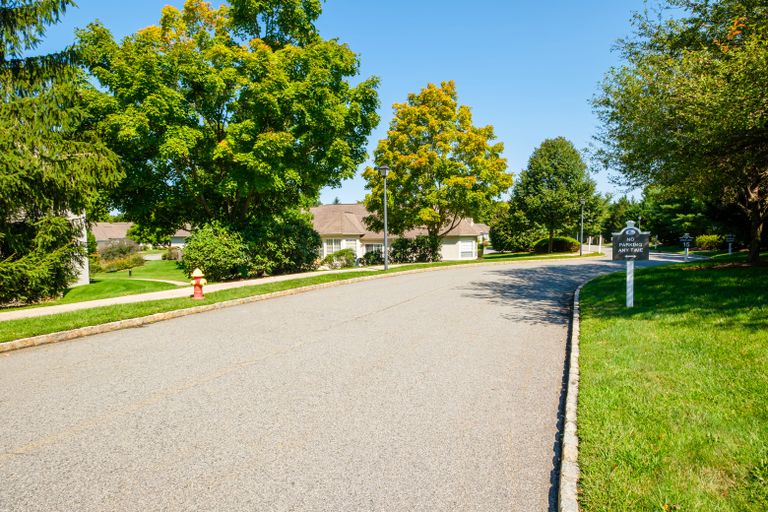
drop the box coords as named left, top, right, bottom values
left=0, top=255, right=672, bottom=511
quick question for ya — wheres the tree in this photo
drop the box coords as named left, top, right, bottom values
left=363, top=81, right=511, bottom=242
left=514, top=137, right=599, bottom=253
left=594, top=0, right=768, bottom=263
left=0, top=0, right=121, bottom=304
left=77, top=0, right=379, bottom=234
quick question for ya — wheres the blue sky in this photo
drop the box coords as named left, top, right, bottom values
left=39, top=0, right=648, bottom=204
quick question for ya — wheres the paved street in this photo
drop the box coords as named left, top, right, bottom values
left=0, top=256, right=671, bottom=511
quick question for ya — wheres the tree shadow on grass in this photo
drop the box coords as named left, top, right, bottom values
left=582, top=265, right=768, bottom=332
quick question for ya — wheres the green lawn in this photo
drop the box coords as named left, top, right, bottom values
left=578, top=256, right=768, bottom=511
left=94, top=259, right=188, bottom=282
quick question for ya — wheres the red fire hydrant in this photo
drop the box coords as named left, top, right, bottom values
left=191, top=268, right=207, bottom=300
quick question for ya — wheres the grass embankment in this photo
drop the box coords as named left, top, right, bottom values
left=578, top=255, right=768, bottom=511
left=0, top=251, right=601, bottom=342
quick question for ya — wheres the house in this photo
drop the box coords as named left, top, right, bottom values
left=310, top=204, right=485, bottom=261
left=91, top=222, right=133, bottom=250
left=91, top=222, right=191, bottom=249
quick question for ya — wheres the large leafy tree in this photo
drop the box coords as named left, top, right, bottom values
left=0, top=0, right=120, bottom=304
left=513, top=137, right=600, bottom=253
left=594, top=0, right=768, bottom=263
left=77, top=0, right=379, bottom=233
left=363, top=81, right=511, bottom=241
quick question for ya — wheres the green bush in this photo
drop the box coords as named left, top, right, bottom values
left=89, top=255, right=102, bottom=275
left=99, top=239, right=139, bottom=261
left=489, top=209, right=543, bottom=252
left=162, top=247, right=182, bottom=261
left=181, top=223, right=248, bottom=281
left=695, top=234, right=723, bottom=250
left=241, top=211, right=321, bottom=275
left=101, top=254, right=145, bottom=273
left=87, top=230, right=98, bottom=255
left=361, top=249, right=384, bottom=266
left=0, top=216, right=82, bottom=304
left=322, top=248, right=356, bottom=269
left=532, top=236, right=580, bottom=254
left=390, top=236, right=441, bottom=263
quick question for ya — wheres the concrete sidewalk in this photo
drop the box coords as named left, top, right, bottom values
left=0, top=266, right=390, bottom=322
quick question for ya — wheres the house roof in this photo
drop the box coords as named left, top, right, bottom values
left=91, top=222, right=132, bottom=241
left=91, top=222, right=191, bottom=241
left=310, top=204, right=486, bottom=239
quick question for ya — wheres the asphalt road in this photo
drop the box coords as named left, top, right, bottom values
left=0, top=255, right=671, bottom=511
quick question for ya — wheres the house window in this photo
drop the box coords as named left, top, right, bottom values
left=324, top=238, right=341, bottom=256
left=365, top=244, right=383, bottom=254
left=460, top=240, right=475, bottom=259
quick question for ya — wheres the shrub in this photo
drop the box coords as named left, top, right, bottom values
left=489, top=209, right=544, bottom=252
left=532, top=236, right=580, bottom=254
left=390, top=236, right=441, bottom=263
left=322, top=248, right=357, bottom=269
left=0, top=216, right=82, bottom=304
left=162, top=247, right=182, bottom=261
left=89, top=255, right=102, bottom=275
left=361, top=249, right=384, bottom=266
left=100, top=239, right=139, bottom=261
left=695, top=234, right=723, bottom=250
left=101, top=254, right=145, bottom=273
left=87, top=230, right=97, bottom=255
left=241, top=211, right=321, bottom=275
left=181, top=223, right=248, bottom=281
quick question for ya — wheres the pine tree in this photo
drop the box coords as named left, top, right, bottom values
left=0, top=0, right=121, bottom=304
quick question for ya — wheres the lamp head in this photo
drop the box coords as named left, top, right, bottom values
left=376, top=165, right=390, bottom=178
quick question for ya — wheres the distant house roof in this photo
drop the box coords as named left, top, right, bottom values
left=91, top=222, right=191, bottom=241
left=310, top=204, right=486, bottom=239
left=91, top=222, right=133, bottom=242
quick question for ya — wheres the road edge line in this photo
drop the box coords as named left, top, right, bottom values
left=559, top=281, right=586, bottom=512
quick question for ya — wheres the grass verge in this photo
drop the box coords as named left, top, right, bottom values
left=0, top=251, right=601, bottom=343
left=578, top=257, right=768, bottom=511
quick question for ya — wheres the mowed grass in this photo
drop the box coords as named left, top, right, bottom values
left=93, top=260, right=188, bottom=282
left=0, top=251, right=603, bottom=342
left=578, top=258, right=768, bottom=511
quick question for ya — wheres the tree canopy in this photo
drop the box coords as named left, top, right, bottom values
left=363, top=81, right=511, bottom=240
left=510, top=137, right=600, bottom=253
left=594, top=0, right=768, bottom=262
left=0, top=0, right=120, bottom=304
left=77, top=0, right=380, bottom=233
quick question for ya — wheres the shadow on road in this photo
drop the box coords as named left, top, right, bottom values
left=458, top=262, right=621, bottom=326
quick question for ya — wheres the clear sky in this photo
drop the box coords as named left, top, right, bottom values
left=39, top=0, right=648, bottom=204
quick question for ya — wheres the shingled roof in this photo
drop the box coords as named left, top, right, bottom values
left=310, top=204, right=485, bottom=239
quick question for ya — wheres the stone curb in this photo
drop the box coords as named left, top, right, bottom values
left=558, top=282, right=586, bottom=512
left=1, top=257, right=596, bottom=354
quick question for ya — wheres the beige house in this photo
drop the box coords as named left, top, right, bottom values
left=91, top=222, right=191, bottom=249
left=310, top=204, right=486, bottom=261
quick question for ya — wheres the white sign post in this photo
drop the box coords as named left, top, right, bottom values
left=612, top=221, right=651, bottom=309
left=626, top=256, right=635, bottom=308
left=680, top=233, right=694, bottom=262
left=725, top=233, right=735, bottom=255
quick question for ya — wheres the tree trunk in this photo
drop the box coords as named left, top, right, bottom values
left=746, top=185, right=765, bottom=265
left=748, top=209, right=763, bottom=264
left=548, top=229, right=554, bottom=254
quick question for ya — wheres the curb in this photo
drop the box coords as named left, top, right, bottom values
left=558, top=282, right=586, bottom=512
left=0, top=257, right=598, bottom=354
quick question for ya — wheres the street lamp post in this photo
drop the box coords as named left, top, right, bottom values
left=579, top=198, right=585, bottom=256
left=377, top=165, right=390, bottom=270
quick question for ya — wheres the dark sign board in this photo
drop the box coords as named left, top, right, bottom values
left=613, top=224, right=650, bottom=261
left=725, top=234, right=735, bottom=243
left=680, top=233, right=694, bottom=249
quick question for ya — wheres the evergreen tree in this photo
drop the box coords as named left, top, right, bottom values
left=0, top=0, right=121, bottom=304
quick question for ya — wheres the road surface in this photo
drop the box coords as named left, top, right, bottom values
left=0, top=255, right=671, bottom=511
